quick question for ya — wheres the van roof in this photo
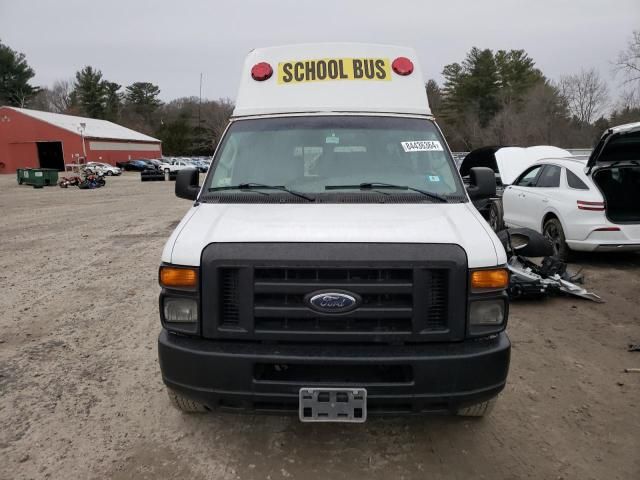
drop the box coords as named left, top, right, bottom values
left=233, top=43, right=430, bottom=118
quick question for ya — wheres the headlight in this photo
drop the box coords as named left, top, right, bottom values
left=163, top=297, right=198, bottom=323
left=469, top=299, right=505, bottom=325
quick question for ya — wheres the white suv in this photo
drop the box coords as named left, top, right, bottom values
left=84, top=162, right=122, bottom=176
left=159, top=159, right=193, bottom=173
left=502, top=122, right=640, bottom=259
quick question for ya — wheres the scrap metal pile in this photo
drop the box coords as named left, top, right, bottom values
left=498, top=228, right=603, bottom=303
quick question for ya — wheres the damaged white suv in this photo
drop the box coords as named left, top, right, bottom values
left=502, top=122, right=640, bottom=259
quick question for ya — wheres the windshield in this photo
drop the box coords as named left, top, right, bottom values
left=204, top=116, right=465, bottom=202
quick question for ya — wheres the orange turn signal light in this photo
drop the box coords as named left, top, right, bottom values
left=471, top=268, right=509, bottom=290
left=159, top=266, right=198, bottom=289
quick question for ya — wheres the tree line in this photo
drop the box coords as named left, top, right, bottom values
left=0, top=41, right=232, bottom=156
left=428, top=31, right=639, bottom=150
left=1, top=32, right=639, bottom=155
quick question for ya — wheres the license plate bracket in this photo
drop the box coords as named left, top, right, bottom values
left=298, top=387, right=367, bottom=423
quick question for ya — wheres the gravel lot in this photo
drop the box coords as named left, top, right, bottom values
left=1, top=173, right=639, bottom=480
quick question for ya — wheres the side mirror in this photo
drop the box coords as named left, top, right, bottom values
left=176, top=168, right=200, bottom=200
left=466, top=167, right=496, bottom=200
left=497, top=227, right=554, bottom=258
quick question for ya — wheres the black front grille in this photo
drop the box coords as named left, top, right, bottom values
left=217, top=266, right=450, bottom=337
left=253, top=267, right=417, bottom=335
left=220, top=268, right=240, bottom=327
left=426, top=270, right=447, bottom=330
left=203, top=243, right=467, bottom=343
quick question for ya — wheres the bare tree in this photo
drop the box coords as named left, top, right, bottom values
left=49, top=80, right=73, bottom=113
left=204, top=98, right=234, bottom=146
left=617, top=89, right=639, bottom=110
left=25, top=79, right=74, bottom=113
left=557, top=68, right=608, bottom=124
left=614, top=30, right=640, bottom=86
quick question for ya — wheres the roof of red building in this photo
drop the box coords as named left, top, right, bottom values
left=2, top=107, right=160, bottom=143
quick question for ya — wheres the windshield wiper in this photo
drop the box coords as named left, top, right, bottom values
left=209, top=183, right=314, bottom=201
left=325, top=182, right=447, bottom=202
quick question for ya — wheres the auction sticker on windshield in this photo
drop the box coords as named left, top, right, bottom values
left=401, top=140, right=443, bottom=152
left=278, top=58, right=391, bottom=84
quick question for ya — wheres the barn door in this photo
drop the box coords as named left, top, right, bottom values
left=37, top=142, right=64, bottom=170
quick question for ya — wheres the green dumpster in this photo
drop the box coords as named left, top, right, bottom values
left=16, top=168, right=59, bottom=188
left=17, top=168, right=30, bottom=185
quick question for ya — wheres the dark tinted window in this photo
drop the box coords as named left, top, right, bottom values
left=537, top=165, right=561, bottom=187
left=566, top=169, right=589, bottom=190
left=515, top=166, right=543, bottom=187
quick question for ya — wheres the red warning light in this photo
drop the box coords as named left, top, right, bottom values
left=251, top=62, right=273, bottom=81
left=392, top=57, right=414, bottom=76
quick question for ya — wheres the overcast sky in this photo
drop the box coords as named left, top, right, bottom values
left=1, top=0, right=638, bottom=103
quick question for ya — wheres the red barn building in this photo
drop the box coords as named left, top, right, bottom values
left=0, top=106, right=162, bottom=173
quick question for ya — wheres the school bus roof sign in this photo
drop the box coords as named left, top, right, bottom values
left=233, top=43, right=431, bottom=118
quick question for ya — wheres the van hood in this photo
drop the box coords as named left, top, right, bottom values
left=163, top=203, right=506, bottom=268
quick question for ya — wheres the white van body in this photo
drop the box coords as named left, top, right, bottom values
left=163, top=43, right=505, bottom=268
left=164, top=202, right=503, bottom=267
left=158, top=43, right=510, bottom=421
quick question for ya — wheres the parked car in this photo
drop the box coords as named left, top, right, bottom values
left=138, top=159, right=161, bottom=170
left=122, top=160, right=156, bottom=171
left=500, top=123, right=640, bottom=259
left=83, top=162, right=122, bottom=176
left=186, top=159, right=208, bottom=173
left=158, top=159, right=194, bottom=173
left=459, top=146, right=573, bottom=231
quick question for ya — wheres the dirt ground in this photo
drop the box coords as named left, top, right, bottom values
left=0, top=173, right=638, bottom=480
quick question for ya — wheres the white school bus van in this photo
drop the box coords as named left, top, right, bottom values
left=158, top=43, right=509, bottom=422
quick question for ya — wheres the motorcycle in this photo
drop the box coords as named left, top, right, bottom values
left=59, top=171, right=106, bottom=189
left=78, top=172, right=106, bottom=189
left=58, top=175, right=82, bottom=188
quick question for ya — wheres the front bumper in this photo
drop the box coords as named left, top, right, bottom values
left=158, top=329, right=511, bottom=415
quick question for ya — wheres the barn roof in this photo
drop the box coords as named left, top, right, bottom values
left=4, top=107, right=160, bottom=143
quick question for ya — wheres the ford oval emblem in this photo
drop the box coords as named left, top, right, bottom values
left=306, top=290, right=361, bottom=314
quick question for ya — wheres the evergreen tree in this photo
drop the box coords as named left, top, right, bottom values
left=494, top=49, right=544, bottom=104
left=425, top=79, right=442, bottom=114
left=103, top=81, right=122, bottom=121
left=73, top=66, right=107, bottom=118
left=157, top=115, right=191, bottom=155
left=438, top=47, right=552, bottom=149
left=0, top=39, right=39, bottom=107
left=124, top=82, right=162, bottom=123
left=442, top=47, right=501, bottom=128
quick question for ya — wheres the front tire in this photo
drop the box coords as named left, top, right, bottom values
left=167, top=388, right=207, bottom=413
left=543, top=218, right=570, bottom=260
left=106, top=171, right=113, bottom=176
left=164, top=168, right=170, bottom=174
left=457, top=398, right=496, bottom=417
left=488, top=201, right=504, bottom=232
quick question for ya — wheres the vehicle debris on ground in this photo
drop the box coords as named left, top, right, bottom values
left=497, top=227, right=603, bottom=303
